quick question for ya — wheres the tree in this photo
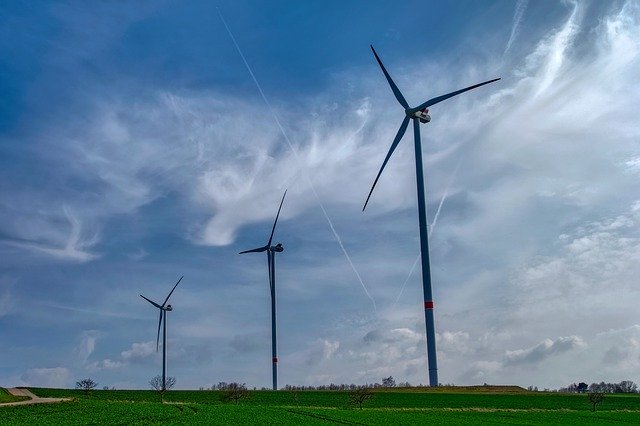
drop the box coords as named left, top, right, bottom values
left=382, top=376, right=396, bottom=388
left=617, top=380, right=638, bottom=393
left=219, top=383, right=250, bottom=404
left=349, top=387, right=374, bottom=409
left=75, top=378, right=98, bottom=396
left=588, top=392, right=604, bottom=411
left=149, top=375, right=176, bottom=402
left=577, top=382, right=588, bottom=393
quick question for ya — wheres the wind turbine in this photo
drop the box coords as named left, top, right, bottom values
left=239, top=190, right=286, bottom=390
left=140, top=276, right=183, bottom=391
left=363, top=45, right=500, bottom=387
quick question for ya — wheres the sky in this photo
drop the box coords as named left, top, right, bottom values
left=1, top=0, right=639, bottom=390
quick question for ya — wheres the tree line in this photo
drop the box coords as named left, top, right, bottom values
left=558, top=380, right=637, bottom=394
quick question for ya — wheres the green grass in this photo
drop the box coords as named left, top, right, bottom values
left=0, top=388, right=28, bottom=404
left=3, top=388, right=637, bottom=425
left=28, top=387, right=640, bottom=411
left=3, top=399, right=640, bottom=425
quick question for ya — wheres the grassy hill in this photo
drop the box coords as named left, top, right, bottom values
left=0, top=388, right=29, bottom=404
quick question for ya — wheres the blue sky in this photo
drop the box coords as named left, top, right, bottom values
left=1, top=0, right=640, bottom=390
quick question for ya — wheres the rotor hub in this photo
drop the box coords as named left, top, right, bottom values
left=270, top=243, right=284, bottom=252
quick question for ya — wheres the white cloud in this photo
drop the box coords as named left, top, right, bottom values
left=76, top=330, right=100, bottom=363
left=86, top=359, right=124, bottom=371
left=121, top=341, right=157, bottom=361
left=20, top=367, right=71, bottom=388
left=504, top=336, right=586, bottom=366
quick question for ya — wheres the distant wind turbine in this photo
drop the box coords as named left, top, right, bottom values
left=363, top=45, right=500, bottom=387
left=239, top=190, right=286, bottom=391
left=140, top=276, right=183, bottom=391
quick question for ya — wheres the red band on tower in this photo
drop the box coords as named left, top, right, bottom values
left=424, top=301, right=434, bottom=309
left=272, top=357, right=278, bottom=363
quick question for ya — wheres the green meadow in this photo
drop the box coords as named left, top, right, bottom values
left=1, top=387, right=639, bottom=425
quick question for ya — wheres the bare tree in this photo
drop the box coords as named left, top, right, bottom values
left=588, top=391, right=604, bottom=411
left=149, top=375, right=176, bottom=402
left=75, top=378, right=98, bottom=396
left=220, top=382, right=250, bottom=404
left=617, top=380, right=638, bottom=393
left=349, top=387, right=374, bottom=409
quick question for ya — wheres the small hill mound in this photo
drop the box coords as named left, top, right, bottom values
left=389, top=385, right=529, bottom=393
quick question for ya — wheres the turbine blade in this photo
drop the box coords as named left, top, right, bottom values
left=162, top=276, right=183, bottom=307
left=410, top=78, right=501, bottom=113
left=156, top=310, right=163, bottom=352
left=267, top=250, right=273, bottom=292
left=267, top=190, right=287, bottom=246
left=140, top=294, right=162, bottom=309
left=363, top=116, right=410, bottom=211
left=370, top=45, right=409, bottom=109
left=239, top=245, right=269, bottom=254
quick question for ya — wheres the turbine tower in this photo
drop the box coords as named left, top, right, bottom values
left=363, top=45, right=499, bottom=387
left=239, top=190, right=287, bottom=390
left=140, top=276, right=183, bottom=391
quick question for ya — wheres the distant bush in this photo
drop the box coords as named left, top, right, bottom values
left=219, top=383, right=250, bottom=404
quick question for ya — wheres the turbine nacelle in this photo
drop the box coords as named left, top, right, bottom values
left=270, top=243, right=284, bottom=252
left=409, top=108, right=430, bottom=124
left=165, top=305, right=173, bottom=311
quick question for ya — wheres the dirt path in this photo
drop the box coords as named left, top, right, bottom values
left=0, top=388, right=71, bottom=407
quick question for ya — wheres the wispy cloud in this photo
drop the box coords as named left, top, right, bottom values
left=0, top=277, right=13, bottom=317
left=2, top=206, right=98, bottom=262
left=76, top=330, right=100, bottom=363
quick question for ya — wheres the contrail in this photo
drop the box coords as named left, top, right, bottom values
left=428, top=160, right=460, bottom=236
left=218, top=9, right=377, bottom=312
left=391, top=162, right=460, bottom=309
left=504, top=0, right=528, bottom=56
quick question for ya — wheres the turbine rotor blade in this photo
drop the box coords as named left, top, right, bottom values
left=370, top=45, right=409, bottom=109
left=162, top=276, right=183, bottom=307
left=156, top=310, right=163, bottom=352
left=239, top=245, right=269, bottom=254
left=267, top=250, right=273, bottom=292
left=140, top=294, right=162, bottom=309
left=267, top=190, right=287, bottom=247
left=409, top=78, right=501, bottom=114
left=363, top=116, right=411, bottom=211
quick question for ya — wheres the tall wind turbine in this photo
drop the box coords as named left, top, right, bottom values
left=363, top=45, right=500, bottom=387
left=140, top=276, right=183, bottom=391
left=239, top=190, right=286, bottom=390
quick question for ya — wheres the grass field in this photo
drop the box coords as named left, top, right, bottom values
left=0, top=387, right=638, bottom=425
left=0, top=389, right=28, bottom=404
